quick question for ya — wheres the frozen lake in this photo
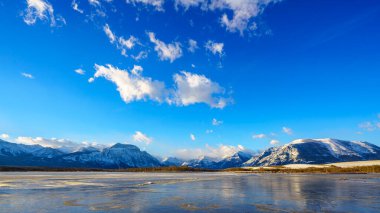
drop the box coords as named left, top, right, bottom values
left=0, top=172, right=379, bottom=212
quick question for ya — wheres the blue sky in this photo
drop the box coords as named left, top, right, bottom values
left=0, top=0, right=380, bottom=159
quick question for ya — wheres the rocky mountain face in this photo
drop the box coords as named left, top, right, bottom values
left=0, top=140, right=161, bottom=168
left=181, top=151, right=254, bottom=169
left=1, top=138, right=380, bottom=169
left=61, top=143, right=161, bottom=168
left=161, top=157, right=185, bottom=167
left=244, top=138, right=380, bottom=166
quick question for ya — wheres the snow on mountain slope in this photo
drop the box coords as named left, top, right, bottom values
left=215, top=151, right=253, bottom=169
left=161, top=157, right=185, bottom=166
left=61, top=143, right=162, bottom=168
left=182, top=156, right=218, bottom=169
left=0, top=139, right=64, bottom=158
left=244, top=138, right=380, bottom=166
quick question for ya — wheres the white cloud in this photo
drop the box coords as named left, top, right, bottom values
left=270, top=139, right=279, bottom=145
left=172, top=71, right=229, bottom=108
left=148, top=32, right=182, bottom=62
left=92, top=64, right=166, bottom=103
left=88, top=77, right=95, bottom=83
left=133, top=131, right=153, bottom=145
left=131, top=51, right=148, bottom=61
left=205, top=40, right=224, bottom=57
left=175, top=144, right=247, bottom=160
left=88, top=0, right=101, bottom=7
left=23, top=0, right=64, bottom=26
left=21, top=72, right=34, bottom=79
left=190, top=134, right=196, bottom=141
left=252, top=133, right=266, bottom=139
left=71, top=0, right=84, bottom=13
left=282, top=127, right=293, bottom=135
left=188, top=39, right=198, bottom=53
left=1, top=134, right=10, bottom=139
left=359, top=122, right=376, bottom=132
left=212, top=118, right=223, bottom=126
left=209, top=0, right=280, bottom=34
left=75, top=68, right=85, bottom=75
left=103, top=24, right=116, bottom=44
left=126, top=0, right=165, bottom=11
left=15, top=136, right=101, bottom=152
left=91, top=64, right=230, bottom=108
left=119, top=36, right=138, bottom=50
left=103, top=24, right=140, bottom=58
left=174, top=0, right=204, bottom=10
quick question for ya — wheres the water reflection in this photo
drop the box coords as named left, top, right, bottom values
left=0, top=172, right=379, bottom=212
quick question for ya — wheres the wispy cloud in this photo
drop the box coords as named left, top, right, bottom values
left=23, top=0, right=65, bottom=26
left=212, top=118, right=223, bottom=126
left=270, top=139, right=280, bottom=145
left=252, top=133, right=266, bottom=139
left=21, top=72, right=34, bottom=79
left=282, top=127, right=293, bottom=135
left=190, top=133, right=196, bottom=141
left=205, top=40, right=224, bottom=57
left=71, top=0, right=83, bottom=13
left=74, top=68, right=85, bottom=75
left=133, top=131, right=153, bottom=145
left=148, top=32, right=182, bottom=62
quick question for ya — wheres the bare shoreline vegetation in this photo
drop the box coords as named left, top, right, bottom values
left=1, top=165, right=380, bottom=174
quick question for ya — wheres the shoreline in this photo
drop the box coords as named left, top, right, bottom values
left=1, top=165, right=380, bottom=174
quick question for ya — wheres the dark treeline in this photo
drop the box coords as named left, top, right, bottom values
left=226, top=165, right=380, bottom=174
left=1, top=165, right=380, bottom=173
left=0, top=166, right=217, bottom=172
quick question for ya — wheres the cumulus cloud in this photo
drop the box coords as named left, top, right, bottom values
left=23, top=0, right=64, bottom=26
left=172, top=71, right=229, bottom=108
left=205, top=40, right=224, bottom=57
left=148, top=32, right=182, bottom=62
left=126, top=0, right=165, bottom=11
left=21, top=72, right=34, bottom=79
left=71, top=0, right=84, bottom=13
left=75, top=68, right=85, bottom=75
left=1, top=134, right=10, bottom=139
left=133, top=131, right=153, bottom=145
left=209, top=0, right=280, bottom=34
left=212, top=118, right=223, bottom=126
left=175, top=144, right=248, bottom=160
left=270, top=139, right=279, bottom=145
left=190, top=134, right=196, bottom=141
left=91, top=64, right=231, bottom=108
left=92, top=64, right=167, bottom=103
left=188, top=39, right=198, bottom=52
left=125, top=0, right=281, bottom=34
left=15, top=136, right=101, bottom=152
left=282, top=126, right=293, bottom=135
left=252, top=133, right=266, bottom=139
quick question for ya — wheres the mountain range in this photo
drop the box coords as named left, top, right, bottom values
left=1, top=138, right=380, bottom=169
